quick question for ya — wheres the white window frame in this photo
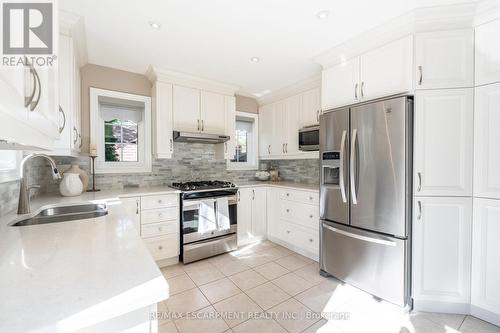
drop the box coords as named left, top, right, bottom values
left=0, top=151, right=22, bottom=183
left=90, top=88, right=152, bottom=174
left=227, top=111, right=259, bottom=171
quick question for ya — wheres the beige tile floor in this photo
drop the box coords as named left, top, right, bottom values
left=156, top=240, right=500, bottom=333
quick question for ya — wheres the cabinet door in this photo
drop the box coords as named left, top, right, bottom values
left=361, top=36, right=413, bottom=100
left=121, top=197, right=141, bottom=233
left=475, top=19, right=500, bottom=86
left=414, top=89, right=473, bottom=196
left=412, top=197, right=472, bottom=308
left=266, top=187, right=282, bottom=239
left=474, top=83, right=500, bottom=199
left=251, top=187, right=267, bottom=238
left=272, top=101, right=287, bottom=156
left=224, top=95, right=236, bottom=159
left=301, top=88, right=321, bottom=127
left=173, top=85, right=200, bottom=132
left=201, top=91, right=225, bottom=134
left=471, top=198, right=500, bottom=318
left=237, top=189, right=253, bottom=246
left=284, top=94, right=301, bottom=155
left=258, top=104, right=274, bottom=157
left=415, top=29, right=474, bottom=89
left=152, top=82, right=173, bottom=159
left=321, top=57, right=359, bottom=110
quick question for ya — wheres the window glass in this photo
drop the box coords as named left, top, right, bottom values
left=104, top=118, right=138, bottom=162
left=231, top=119, right=253, bottom=163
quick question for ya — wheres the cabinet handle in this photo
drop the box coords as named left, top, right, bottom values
left=285, top=143, right=288, bottom=153
left=354, top=83, right=358, bottom=100
left=287, top=230, right=290, bottom=234
left=201, top=120, right=204, bottom=131
left=252, top=189, right=255, bottom=200
left=136, top=200, right=139, bottom=214
left=286, top=193, right=290, bottom=197
left=309, top=196, right=313, bottom=200
left=286, top=209, right=290, bottom=213
left=158, top=245, right=163, bottom=250
left=225, top=142, right=228, bottom=153
left=360, top=82, right=364, bottom=99
left=417, top=201, right=422, bottom=220
left=282, top=143, right=285, bottom=154
left=29, top=66, right=41, bottom=111
left=237, top=191, right=240, bottom=202
left=158, top=199, right=163, bottom=204
left=158, top=227, right=163, bottom=232
left=24, top=58, right=36, bottom=107
left=78, top=133, right=82, bottom=148
left=268, top=145, right=271, bottom=155
left=418, top=66, right=423, bottom=85
left=197, top=119, right=200, bottom=131
left=73, top=127, right=78, bottom=145
left=58, top=106, right=66, bottom=133
left=170, top=138, right=173, bottom=151
left=417, top=172, right=422, bottom=192
left=309, top=214, right=313, bottom=218
left=309, top=238, right=313, bottom=243
left=316, top=110, right=320, bottom=122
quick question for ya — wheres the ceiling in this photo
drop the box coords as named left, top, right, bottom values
left=60, top=0, right=477, bottom=97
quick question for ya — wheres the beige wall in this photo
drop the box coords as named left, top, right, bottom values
left=235, top=95, right=259, bottom=114
left=80, top=64, right=152, bottom=152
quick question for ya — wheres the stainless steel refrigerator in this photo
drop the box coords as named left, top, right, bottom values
left=319, top=95, right=413, bottom=308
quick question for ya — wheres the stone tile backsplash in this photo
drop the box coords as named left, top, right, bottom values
left=0, top=143, right=319, bottom=216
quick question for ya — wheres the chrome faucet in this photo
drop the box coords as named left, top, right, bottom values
left=17, top=153, right=61, bottom=214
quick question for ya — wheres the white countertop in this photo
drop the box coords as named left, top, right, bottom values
left=0, top=189, right=174, bottom=333
left=236, top=181, right=319, bottom=192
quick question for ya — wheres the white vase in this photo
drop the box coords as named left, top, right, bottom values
left=59, top=173, right=83, bottom=197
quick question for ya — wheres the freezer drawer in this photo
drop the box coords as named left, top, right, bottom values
left=320, top=221, right=409, bottom=307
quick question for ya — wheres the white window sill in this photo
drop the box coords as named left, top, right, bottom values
left=227, top=164, right=258, bottom=171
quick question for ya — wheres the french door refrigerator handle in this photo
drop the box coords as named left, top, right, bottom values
left=339, top=130, right=347, bottom=203
left=350, top=129, right=358, bottom=205
left=323, top=223, right=397, bottom=246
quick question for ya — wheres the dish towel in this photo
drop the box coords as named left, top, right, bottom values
left=216, top=197, right=230, bottom=231
left=198, top=199, right=217, bottom=233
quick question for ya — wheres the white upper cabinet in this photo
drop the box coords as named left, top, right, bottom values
left=471, top=198, right=500, bottom=319
left=224, top=95, right=236, bottom=159
left=259, top=104, right=274, bottom=157
left=415, top=30, right=474, bottom=89
left=152, top=81, right=173, bottom=159
left=201, top=90, right=225, bottom=134
left=272, top=100, right=287, bottom=155
left=284, top=94, right=301, bottom=154
left=172, top=85, right=201, bottom=132
left=301, top=87, right=321, bottom=127
left=414, top=89, right=473, bottom=196
left=476, top=19, right=500, bottom=86
left=412, top=197, right=472, bottom=310
left=360, top=35, right=413, bottom=100
left=474, top=83, right=500, bottom=199
left=322, top=57, right=360, bottom=110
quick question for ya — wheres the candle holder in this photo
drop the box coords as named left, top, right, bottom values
left=87, top=155, right=100, bottom=192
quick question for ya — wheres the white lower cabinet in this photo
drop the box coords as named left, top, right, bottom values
left=120, top=193, right=180, bottom=265
left=471, top=198, right=500, bottom=326
left=237, top=187, right=267, bottom=245
left=412, top=197, right=472, bottom=312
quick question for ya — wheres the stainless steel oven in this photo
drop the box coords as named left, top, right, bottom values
left=299, top=125, right=320, bottom=151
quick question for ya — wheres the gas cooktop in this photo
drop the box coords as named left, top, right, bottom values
left=170, top=180, right=237, bottom=192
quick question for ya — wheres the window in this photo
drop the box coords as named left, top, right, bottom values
left=90, top=88, right=152, bottom=174
left=0, top=150, right=21, bottom=183
left=228, top=112, right=258, bottom=170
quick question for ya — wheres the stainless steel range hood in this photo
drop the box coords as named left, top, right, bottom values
left=173, top=131, right=230, bottom=143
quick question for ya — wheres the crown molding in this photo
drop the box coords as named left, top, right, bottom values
left=314, top=3, right=478, bottom=69
left=257, top=74, right=321, bottom=106
left=59, top=10, right=88, bottom=67
left=146, top=66, right=240, bottom=96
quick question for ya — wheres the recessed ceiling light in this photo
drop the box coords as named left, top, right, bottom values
left=250, top=57, right=260, bottom=63
left=149, top=21, right=161, bottom=30
left=316, top=10, right=329, bottom=20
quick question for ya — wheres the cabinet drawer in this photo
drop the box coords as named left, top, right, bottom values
left=279, top=189, right=319, bottom=205
left=141, top=221, right=179, bottom=238
left=282, top=222, right=319, bottom=254
left=144, top=234, right=179, bottom=260
left=141, top=194, right=179, bottom=210
left=280, top=201, right=319, bottom=230
left=141, top=207, right=178, bottom=224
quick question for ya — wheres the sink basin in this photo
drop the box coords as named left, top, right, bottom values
left=10, top=203, right=108, bottom=227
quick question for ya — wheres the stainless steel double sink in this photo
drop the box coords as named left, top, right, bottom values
left=10, top=203, right=108, bottom=227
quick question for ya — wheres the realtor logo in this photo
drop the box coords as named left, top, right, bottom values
left=2, top=2, right=53, bottom=54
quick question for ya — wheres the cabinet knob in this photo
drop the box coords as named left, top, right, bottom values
left=286, top=193, right=290, bottom=197
left=309, top=238, right=313, bottom=242
left=287, top=230, right=290, bottom=234
left=158, top=213, right=163, bottom=217
left=309, top=214, right=313, bottom=218
left=309, top=196, right=313, bottom=200
left=158, top=199, right=163, bottom=204
left=158, top=227, right=163, bottom=232
left=286, top=209, right=290, bottom=213
left=158, top=245, right=163, bottom=250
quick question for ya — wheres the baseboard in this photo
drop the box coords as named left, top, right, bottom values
left=156, top=256, right=179, bottom=268
left=413, top=299, right=470, bottom=314
left=470, top=305, right=500, bottom=327
left=268, top=235, right=319, bottom=262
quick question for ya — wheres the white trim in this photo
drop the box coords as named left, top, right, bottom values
left=227, top=111, right=259, bottom=171
left=146, top=66, right=240, bottom=96
left=90, top=88, right=152, bottom=174
left=59, top=10, right=88, bottom=67
left=256, top=75, right=321, bottom=106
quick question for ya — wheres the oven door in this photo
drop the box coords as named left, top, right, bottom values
left=182, top=195, right=237, bottom=244
left=299, top=127, right=319, bottom=151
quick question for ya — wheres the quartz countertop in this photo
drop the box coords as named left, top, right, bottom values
left=0, top=188, right=175, bottom=333
left=235, top=181, right=319, bottom=192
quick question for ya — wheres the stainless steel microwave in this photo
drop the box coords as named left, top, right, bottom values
left=299, top=125, right=319, bottom=151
